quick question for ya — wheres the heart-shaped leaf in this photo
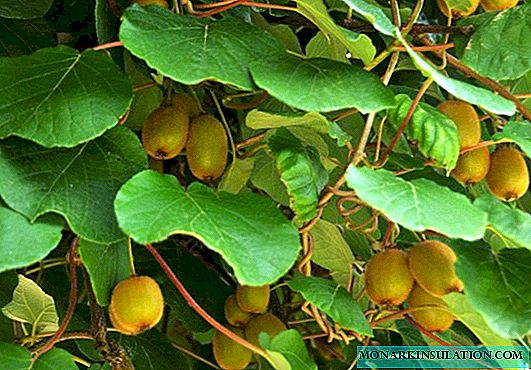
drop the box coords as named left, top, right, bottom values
left=261, top=330, right=318, bottom=370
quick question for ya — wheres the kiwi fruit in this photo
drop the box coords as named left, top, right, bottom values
left=236, top=285, right=270, bottom=314
left=134, top=0, right=169, bottom=7
left=142, top=105, right=190, bottom=160
left=437, top=100, right=481, bottom=149
left=213, top=327, right=252, bottom=370
left=451, top=146, right=490, bottom=185
left=486, top=146, right=529, bottom=201
left=408, top=240, right=464, bottom=297
left=408, top=284, right=455, bottom=332
left=364, top=249, right=414, bottom=306
left=186, top=115, right=228, bottom=181
left=225, top=294, right=253, bottom=327
left=171, top=93, right=202, bottom=119
left=481, top=0, right=519, bottom=11
left=244, top=313, right=287, bottom=347
left=109, top=276, right=164, bottom=335
left=436, top=0, right=480, bottom=17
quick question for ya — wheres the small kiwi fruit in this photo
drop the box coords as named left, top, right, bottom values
left=109, top=276, right=164, bottom=335
left=224, top=294, right=253, bottom=327
left=437, top=100, right=481, bottom=149
left=408, top=240, right=464, bottom=297
left=436, top=0, right=480, bottom=17
left=142, top=105, right=190, bottom=160
left=171, top=93, right=202, bottom=119
left=481, top=0, right=519, bottom=11
left=451, top=146, right=490, bottom=185
left=186, top=115, right=228, bottom=181
left=236, top=285, right=270, bottom=314
left=134, top=0, right=169, bottom=7
left=486, top=146, right=529, bottom=201
left=408, top=284, right=455, bottom=332
left=244, top=313, right=287, bottom=347
left=213, top=327, right=252, bottom=370
left=364, top=249, right=414, bottom=306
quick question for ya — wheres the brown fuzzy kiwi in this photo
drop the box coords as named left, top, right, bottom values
left=486, top=146, right=529, bottom=201
left=142, top=105, right=190, bottom=160
left=408, top=240, right=464, bottom=297
left=224, top=294, right=254, bottom=327
left=481, top=0, right=519, bottom=11
left=134, top=0, right=169, bottom=7
left=451, top=146, right=490, bottom=185
left=408, top=284, right=455, bottom=332
left=437, top=100, right=481, bottom=149
left=364, top=249, right=414, bottom=306
left=109, top=276, right=164, bottom=335
left=436, top=0, right=480, bottom=17
left=244, top=313, right=287, bottom=347
left=186, top=115, right=228, bottom=181
left=171, top=93, right=202, bottom=119
left=213, top=327, right=252, bottom=370
left=236, top=285, right=270, bottom=314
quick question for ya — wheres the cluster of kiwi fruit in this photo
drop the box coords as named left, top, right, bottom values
left=142, top=92, right=229, bottom=182
left=437, top=100, right=529, bottom=201
left=213, top=284, right=287, bottom=370
left=436, top=0, right=519, bottom=17
left=365, top=240, right=463, bottom=332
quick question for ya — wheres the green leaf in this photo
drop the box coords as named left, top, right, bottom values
left=339, top=0, right=395, bottom=36
left=445, top=293, right=516, bottom=346
left=251, top=12, right=302, bottom=54
left=387, top=94, right=459, bottom=170
left=0, top=271, right=17, bottom=341
left=306, top=31, right=348, bottom=63
left=492, top=121, right=531, bottom=158
left=261, top=330, right=318, bottom=370
left=78, top=239, right=133, bottom=306
left=0, top=0, right=53, bottom=19
left=0, top=17, right=53, bottom=57
left=295, top=0, right=375, bottom=64
left=288, top=276, right=372, bottom=336
left=396, top=34, right=516, bottom=116
left=1, top=275, right=58, bottom=334
left=34, top=348, right=77, bottom=370
left=474, top=194, right=531, bottom=251
left=119, top=5, right=283, bottom=91
left=0, top=127, right=147, bottom=244
left=454, top=245, right=531, bottom=338
left=218, top=157, right=255, bottom=195
left=250, top=55, right=395, bottom=113
left=345, top=167, right=487, bottom=240
left=0, top=46, right=132, bottom=147
left=114, top=170, right=301, bottom=286
left=0, top=343, right=31, bottom=369
left=0, top=205, right=63, bottom=273
left=250, top=150, right=290, bottom=206
left=460, top=3, right=531, bottom=80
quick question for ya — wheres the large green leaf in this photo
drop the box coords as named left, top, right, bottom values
left=0, top=271, right=17, bottom=341
left=0, top=204, right=63, bottom=273
left=492, top=121, right=531, bottom=158
left=0, top=46, right=132, bottom=147
left=119, top=5, right=284, bottom=91
left=339, top=0, right=395, bottom=36
left=0, top=127, right=147, bottom=244
left=455, top=244, right=531, bottom=338
left=396, top=34, right=516, bottom=116
left=0, top=343, right=31, bottom=369
left=460, top=3, right=531, bottom=80
left=387, top=94, right=459, bottom=170
left=250, top=150, right=290, bottom=206
left=345, top=167, right=487, bottom=240
left=474, top=195, right=531, bottom=251
left=306, top=31, right=349, bottom=63
left=114, top=170, right=301, bottom=286
left=288, top=276, right=372, bottom=336
left=34, top=348, right=77, bottom=370
left=0, top=0, right=53, bottom=19
left=78, top=239, right=133, bottom=306
left=0, top=17, right=53, bottom=57
left=250, top=55, right=395, bottom=113
left=261, top=330, right=318, bottom=370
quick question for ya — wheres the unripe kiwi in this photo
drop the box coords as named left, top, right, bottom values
left=244, top=313, right=287, bottom=347
left=451, top=146, right=490, bottom=185
left=236, top=285, right=270, bottom=314
left=225, top=294, right=253, bottom=327
left=486, top=146, right=529, bottom=201
left=109, top=276, right=164, bottom=335
left=142, top=106, right=190, bottom=160
left=365, top=249, right=414, bottom=306
left=186, top=115, right=228, bottom=181
left=408, top=240, right=464, bottom=297
left=481, top=0, right=519, bottom=11
left=213, top=327, right=252, bottom=370
left=437, top=100, right=481, bottom=149
left=436, top=0, right=480, bottom=17
left=134, top=0, right=169, bottom=7
left=171, top=93, right=202, bottom=119
left=408, top=284, right=454, bottom=332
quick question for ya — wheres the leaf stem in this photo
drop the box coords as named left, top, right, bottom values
left=92, top=41, right=124, bottom=51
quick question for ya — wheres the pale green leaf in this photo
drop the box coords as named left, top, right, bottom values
left=492, top=121, right=531, bottom=158
left=339, top=0, right=395, bottom=36
left=250, top=150, right=290, bottom=206
left=251, top=12, right=302, bottom=54
left=306, top=31, right=348, bottom=63
left=218, top=158, right=256, bottom=195
left=261, top=330, right=318, bottom=370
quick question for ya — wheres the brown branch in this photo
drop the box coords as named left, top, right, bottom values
left=340, top=19, right=475, bottom=36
